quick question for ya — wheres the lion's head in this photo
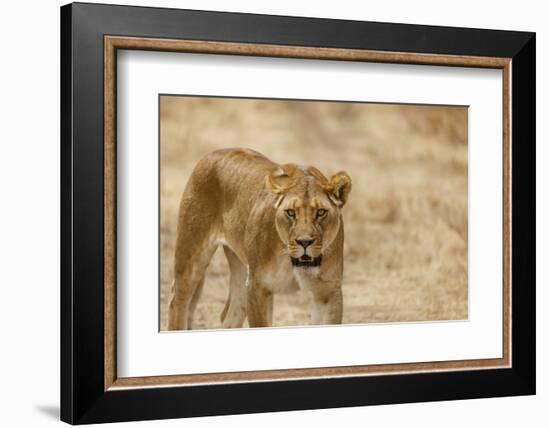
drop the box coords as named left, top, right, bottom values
left=265, top=164, right=352, bottom=268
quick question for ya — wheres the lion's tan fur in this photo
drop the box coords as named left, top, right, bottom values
left=167, top=148, right=351, bottom=330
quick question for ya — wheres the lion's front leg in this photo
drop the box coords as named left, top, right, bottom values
left=311, top=285, right=343, bottom=325
left=247, top=282, right=274, bottom=328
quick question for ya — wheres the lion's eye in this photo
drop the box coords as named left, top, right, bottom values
left=316, top=209, right=327, bottom=218
left=285, top=209, right=296, bottom=218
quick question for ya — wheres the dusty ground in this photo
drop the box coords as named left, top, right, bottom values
left=159, top=96, right=468, bottom=330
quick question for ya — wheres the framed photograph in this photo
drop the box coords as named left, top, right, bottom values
left=60, top=2, right=535, bottom=424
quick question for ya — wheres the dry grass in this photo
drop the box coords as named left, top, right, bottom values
left=159, top=96, right=468, bottom=330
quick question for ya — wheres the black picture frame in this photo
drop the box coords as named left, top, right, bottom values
left=61, top=2, right=535, bottom=424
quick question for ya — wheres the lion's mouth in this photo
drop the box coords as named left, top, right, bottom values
left=290, top=254, right=322, bottom=267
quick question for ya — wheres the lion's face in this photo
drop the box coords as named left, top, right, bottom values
left=266, top=164, right=352, bottom=268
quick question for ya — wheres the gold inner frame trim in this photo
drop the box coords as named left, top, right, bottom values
left=104, top=35, right=512, bottom=391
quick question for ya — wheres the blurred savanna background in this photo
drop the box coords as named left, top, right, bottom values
left=159, top=95, right=468, bottom=330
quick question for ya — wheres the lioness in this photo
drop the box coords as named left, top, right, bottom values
left=167, top=148, right=352, bottom=330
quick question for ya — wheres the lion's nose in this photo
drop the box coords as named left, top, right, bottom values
left=296, top=239, right=315, bottom=249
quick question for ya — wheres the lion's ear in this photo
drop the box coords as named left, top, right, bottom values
left=265, top=168, right=287, bottom=194
left=265, top=166, right=297, bottom=194
left=265, top=166, right=298, bottom=208
left=325, top=171, right=352, bottom=207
